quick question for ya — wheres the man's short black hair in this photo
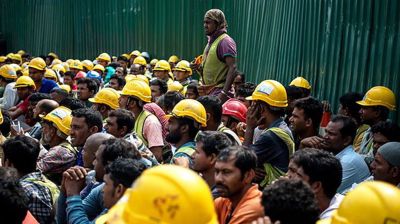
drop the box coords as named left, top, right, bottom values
left=150, top=79, right=168, bottom=95
left=159, top=91, right=185, bottom=112
left=293, top=97, right=323, bottom=131
left=64, top=71, right=75, bottom=79
left=108, top=62, right=120, bottom=69
left=195, top=131, right=233, bottom=156
left=101, top=138, right=142, bottom=167
left=235, top=82, right=256, bottom=97
left=186, top=81, right=199, bottom=96
left=60, top=97, right=85, bottom=110
left=77, top=77, right=98, bottom=94
left=217, top=146, right=257, bottom=177
left=339, top=92, right=363, bottom=123
left=285, top=86, right=306, bottom=101
left=0, top=178, right=29, bottom=224
left=2, top=136, right=40, bottom=174
left=105, top=158, right=146, bottom=188
left=117, top=55, right=129, bottom=62
left=176, top=117, right=201, bottom=139
left=28, top=93, right=50, bottom=103
left=331, top=115, right=357, bottom=141
left=262, top=179, right=319, bottom=224
left=72, top=108, right=103, bottom=132
left=371, top=121, right=400, bottom=142
left=291, top=148, right=342, bottom=198
left=197, top=95, right=222, bottom=124
left=109, top=75, right=126, bottom=88
left=108, top=109, right=135, bottom=134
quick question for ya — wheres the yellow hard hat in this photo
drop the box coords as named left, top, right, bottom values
left=17, top=50, right=26, bottom=55
left=82, top=60, right=94, bottom=71
left=317, top=181, right=400, bottom=224
left=22, top=68, right=29, bottom=76
left=166, top=99, right=207, bottom=127
left=96, top=53, right=111, bottom=62
left=121, top=80, right=151, bottom=103
left=168, top=81, right=184, bottom=94
left=97, top=165, right=218, bottom=224
left=42, top=106, right=72, bottom=136
left=150, top=59, right=158, bottom=66
left=10, top=64, right=22, bottom=72
left=69, top=60, right=83, bottom=70
left=289, top=77, right=311, bottom=90
left=50, top=59, right=62, bottom=67
left=44, top=69, right=58, bottom=82
left=66, top=59, right=74, bottom=65
left=168, top=55, right=180, bottom=63
left=48, top=52, right=59, bottom=59
left=133, top=56, right=147, bottom=66
left=0, top=56, right=7, bottom=63
left=0, top=64, right=18, bottom=80
left=93, top=64, right=105, bottom=72
left=61, top=62, right=70, bottom=71
left=89, top=88, right=120, bottom=109
left=356, top=86, right=396, bottom=110
left=8, top=53, right=22, bottom=64
left=173, top=60, right=192, bottom=75
left=59, top=84, right=71, bottom=93
left=52, top=64, right=66, bottom=74
left=14, top=76, right=36, bottom=89
left=125, top=74, right=149, bottom=85
left=121, top=53, right=130, bottom=60
left=28, top=57, right=46, bottom=71
left=130, top=50, right=141, bottom=57
left=153, top=60, right=171, bottom=72
left=246, top=80, right=288, bottom=108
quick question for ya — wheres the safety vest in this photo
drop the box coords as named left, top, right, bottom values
left=260, top=127, right=295, bottom=188
left=134, top=110, right=151, bottom=147
left=24, top=175, right=60, bottom=205
left=202, top=33, right=228, bottom=87
left=59, top=141, right=78, bottom=155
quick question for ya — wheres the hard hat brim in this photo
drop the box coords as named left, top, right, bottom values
left=245, top=96, right=254, bottom=101
left=316, top=218, right=332, bottom=224
left=356, top=100, right=369, bottom=106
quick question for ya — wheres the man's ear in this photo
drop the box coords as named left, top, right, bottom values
left=305, top=117, right=313, bottom=128
left=310, top=181, right=323, bottom=194
left=89, top=125, right=99, bottom=135
left=243, top=169, right=256, bottom=184
left=180, top=123, right=189, bottom=134
left=115, top=184, right=126, bottom=198
left=390, top=166, right=400, bottom=178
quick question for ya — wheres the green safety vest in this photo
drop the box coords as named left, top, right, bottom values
left=134, top=110, right=151, bottom=147
left=202, top=33, right=228, bottom=87
left=260, top=127, right=295, bottom=188
left=24, top=175, right=60, bottom=205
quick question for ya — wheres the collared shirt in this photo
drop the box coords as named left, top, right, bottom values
left=335, top=145, right=370, bottom=193
left=319, top=193, right=344, bottom=219
left=38, top=78, right=58, bottom=94
left=20, top=171, right=58, bottom=224
left=214, top=184, right=264, bottom=224
left=206, top=29, right=237, bottom=62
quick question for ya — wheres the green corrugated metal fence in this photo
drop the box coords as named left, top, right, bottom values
left=1, top=0, right=399, bottom=123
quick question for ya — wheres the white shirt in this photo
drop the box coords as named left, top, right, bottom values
left=319, top=193, right=345, bottom=219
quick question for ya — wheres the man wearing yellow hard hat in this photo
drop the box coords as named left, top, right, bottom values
left=172, top=60, right=192, bottom=94
left=153, top=60, right=173, bottom=84
left=96, top=53, right=111, bottom=67
left=45, top=52, right=59, bottom=66
left=0, top=64, right=18, bottom=100
left=129, top=56, right=147, bottom=75
left=89, top=88, right=120, bottom=120
left=28, top=57, right=58, bottom=94
left=9, top=76, right=36, bottom=120
left=168, top=55, right=180, bottom=69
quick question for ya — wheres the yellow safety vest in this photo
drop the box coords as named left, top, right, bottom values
left=134, top=110, right=151, bottom=147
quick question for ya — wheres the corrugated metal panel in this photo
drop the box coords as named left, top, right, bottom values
left=1, top=0, right=399, bottom=123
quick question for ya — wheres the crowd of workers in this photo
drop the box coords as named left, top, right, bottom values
left=0, top=8, right=399, bottom=224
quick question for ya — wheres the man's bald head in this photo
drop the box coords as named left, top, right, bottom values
left=34, top=99, right=59, bottom=119
left=82, top=133, right=114, bottom=169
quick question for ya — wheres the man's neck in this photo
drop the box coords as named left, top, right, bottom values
left=206, top=121, right=220, bottom=131
left=174, top=137, right=192, bottom=149
left=201, top=167, right=216, bottom=188
left=316, top=192, right=332, bottom=214
left=49, top=137, right=65, bottom=148
left=298, top=128, right=318, bottom=140
left=229, top=184, right=252, bottom=210
left=132, top=107, right=142, bottom=118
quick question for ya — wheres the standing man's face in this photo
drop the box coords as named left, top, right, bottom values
left=204, top=18, right=218, bottom=36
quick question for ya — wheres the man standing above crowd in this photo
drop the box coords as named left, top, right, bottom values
left=197, top=9, right=237, bottom=102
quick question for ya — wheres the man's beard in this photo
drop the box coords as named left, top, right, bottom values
left=165, top=130, right=181, bottom=144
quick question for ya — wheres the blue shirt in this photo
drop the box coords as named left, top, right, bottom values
left=39, top=78, right=58, bottom=93
left=335, top=145, right=370, bottom=193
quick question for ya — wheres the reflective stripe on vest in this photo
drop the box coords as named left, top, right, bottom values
left=134, top=110, right=151, bottom=147
left=59, top=141, right=78, bottom=155
left=24, top=177, right=60, bottom=205
left=201, top=34, right=228, bottom=87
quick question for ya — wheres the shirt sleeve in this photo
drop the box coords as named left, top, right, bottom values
left=143, top=115, right=164, bottom=148
left=217, top=35, right=237, bottom=61
left=82, top=183, right=104, bottom=220
left=66, top=195, right=94, bottom=224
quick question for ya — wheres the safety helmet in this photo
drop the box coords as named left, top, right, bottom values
left=28, top=57, right=46, bottom=71
left=93, top=64, right=105, bottom=72
left=168, top=55, right=180, bottom=63
left=44, top=69, right=58, bottom=82
left=61, top=62, right=70, bottom=71
left=130, top=50, right=141, bottom=57
left=121, top=80, right=151, bottom=103
left=52, top=64, right=66, bottom=74
left=356, top=86, right=396, bottom=110
left=89, top=88, right=120, bottom=109
left=17, top=50, right=26, bottom=55
left=86, top=71, right=102, bottom=82
left=82, top=60, right=94, bottom=71
left=74, top=71, right=87, bottom=80
left=317, top=181, right=400, bottom=224
left=222, top=99, right=248, bottom=122
left=153, top=60, right=171, bottom=72
left=50, top=59, right=62, bottom=67
left=133, top=56, right=147, bottom=66
left=141, top=52, right=150, bottom=61
left=167, top=81, right=184, bottom=93
left=166, top=99, right=207, bottom=127
left=69, top=60, right=83, bottom=70
left=10, top=64, right=22, bottom=73
left=246, top=80, right=288, bottom=108
left=0, top=56, right=7, bottom=63
left=0, top=64, right=17, bottom=80
left=42, top=106, right=72, bottom=136
left=59, top=84, right=71, bottom=93
left=96, top=53, right=111, bottom=62
left=150, top=59, right=159, bottom=66
left=121, top=54, right=130, bottom=60
left=97, top=165, right=218, bottom=224
left=289, top=77, right=311, bottom=90
left=22, top=69, right=29, bottom=77
left=14, top=76, right=36, bottom=89
left=66, top=59, right=74, bottom=65
left=173, top=60, right=192, bottom=75
left=8, top=53, right=22, bottom=64
left=125, top=74, right=149, bottom=85
left=48, top=52, right=59, bottom=59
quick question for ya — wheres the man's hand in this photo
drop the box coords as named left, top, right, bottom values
left=246, top=104, right=262, bottom=130
left=252, top=216, right=280, bottom=224
left=172, top=157, right=190, bottom=168
left=299, top=136, right=325, bottom=149
left=63, top=166, right=88, bottom=197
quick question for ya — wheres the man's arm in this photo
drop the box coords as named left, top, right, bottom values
left=219, top=56, right=236, bottom=102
